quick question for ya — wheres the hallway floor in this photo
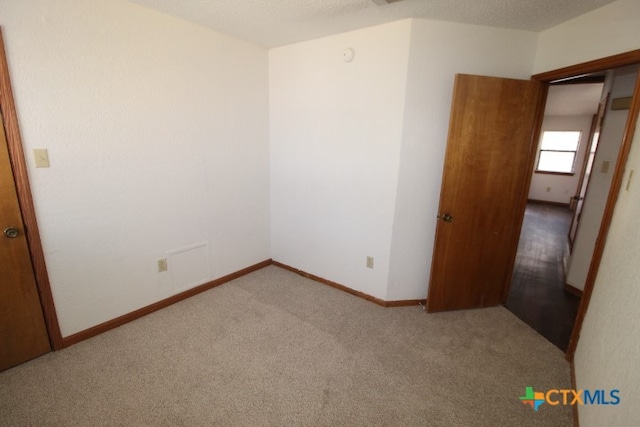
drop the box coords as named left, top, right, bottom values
left=505, top=202, right=581, bottom=351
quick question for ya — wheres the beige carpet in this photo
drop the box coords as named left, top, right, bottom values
left=0, top=265, right=572, bottom=426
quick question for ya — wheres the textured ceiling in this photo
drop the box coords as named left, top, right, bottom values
left=127, top=0, right=618, bottom=48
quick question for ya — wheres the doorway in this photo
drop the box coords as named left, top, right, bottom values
left=505, top=80, right=605, bottom=350
left=425, top=54, right=640, bottom=359
left=509, top=58, right=640, bottom=357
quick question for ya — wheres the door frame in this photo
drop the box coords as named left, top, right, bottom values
left=0, top=28, right=63, bottom=350
left=531, top=49, right=640, bottom=361
left=567, top=103, right=603, bottom=250
left=572, top=111, right=599, bottom=213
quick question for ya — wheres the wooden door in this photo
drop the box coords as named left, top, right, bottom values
left=568, top=96, right=608, bottom=248
left=0, top=111, right=50, bottom=371
left=427, top=74, right=543, bottom=312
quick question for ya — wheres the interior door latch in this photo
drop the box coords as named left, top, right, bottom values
left=437, top=213, right=454, bottom=223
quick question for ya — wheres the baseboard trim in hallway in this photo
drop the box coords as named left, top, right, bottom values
left=61, top=259, right=273, bottom=348
left=528, top=198, right=571, bottom=208
left=564, top=283, right=584, bottom=297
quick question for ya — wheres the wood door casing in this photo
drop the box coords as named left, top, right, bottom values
left=0, top=112, right=50, bottom=371
left=427, top=74, right=544, bottom=312
left=568, top=95, right=608, bottom=249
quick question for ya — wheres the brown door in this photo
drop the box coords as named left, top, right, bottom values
left=0, top=111, right=50, bottom=371
left=568, top=95, right=608, bottom=249
left=427, top=74, right=543, bottom=312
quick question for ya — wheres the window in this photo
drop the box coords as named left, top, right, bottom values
left=536, top=131, right=581, bottom=174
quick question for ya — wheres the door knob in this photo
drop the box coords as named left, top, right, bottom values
left=441, top=214, right=454, bottom=223
left=3, top=227, right=19, bottom=239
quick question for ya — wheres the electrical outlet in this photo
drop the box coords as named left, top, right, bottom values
left=366, top=256, right=374, bottom=269
left=158, top=258, right=168, bottom=272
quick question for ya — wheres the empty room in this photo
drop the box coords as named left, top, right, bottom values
left=1, top=0, right=639, bottom=426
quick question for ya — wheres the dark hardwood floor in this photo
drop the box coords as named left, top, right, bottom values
left=505, top=202, right=581, bottom=351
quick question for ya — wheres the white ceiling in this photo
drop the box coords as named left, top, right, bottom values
left=127, top=0, right=618, bottom=48
left=545, top=83, right=604, bottom=116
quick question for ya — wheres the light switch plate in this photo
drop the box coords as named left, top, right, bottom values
left=33, top=148, right=50, bottom=168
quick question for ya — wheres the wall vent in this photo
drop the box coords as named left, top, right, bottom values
left=370, top=0, right=406, bottom=5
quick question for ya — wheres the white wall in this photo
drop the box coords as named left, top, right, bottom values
left=269, top=20, right=412, bottom=300
left=0, top=0, right=270, bottom=336
left=534, top=0, right=640, bottom=73
left=386, top=19, right=537, bottom=300
left=269, top=19, right=538, bottom=302
left=574, top=107, right=640, bottom=427
left=566, top=70, right=637, bottom=291
left=528, top=115, right=594, bottom=204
